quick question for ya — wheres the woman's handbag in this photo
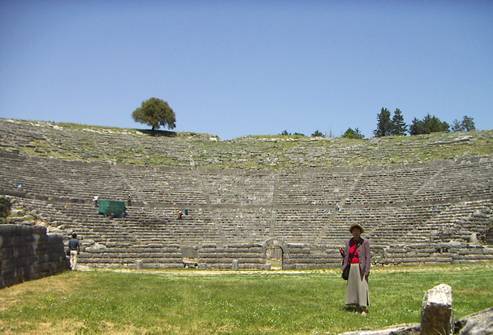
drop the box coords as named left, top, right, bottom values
left=342, top=264, right=350, bottom=280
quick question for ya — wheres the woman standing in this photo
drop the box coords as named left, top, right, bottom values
left=342, top=224, right=371, bottom=315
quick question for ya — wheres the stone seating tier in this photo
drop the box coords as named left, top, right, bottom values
left=2, top=118, right=493, bottom=170
left=2, top=151, right=492, bottom=208
left=11, top=192, right=493, bottom=269
left=1, top=120, right=492, bottom=269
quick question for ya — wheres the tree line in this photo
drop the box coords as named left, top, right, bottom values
left=290, top=108, right=475, bottom=139
left=131, top=98, right=477, bottom=139
left=374, top=107, right=475, bottom=137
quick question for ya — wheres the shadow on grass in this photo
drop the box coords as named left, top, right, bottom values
left=136, top=129, right=177, bottom=137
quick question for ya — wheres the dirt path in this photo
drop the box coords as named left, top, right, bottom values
left=76, top=261, right=493, bottom=277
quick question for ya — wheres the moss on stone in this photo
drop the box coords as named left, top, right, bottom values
left=0, top=197, right=11, bottom=223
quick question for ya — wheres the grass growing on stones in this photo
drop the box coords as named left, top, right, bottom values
left=0, top=263, right=492, bottom=335
left=3, top=119, right=493, bottom=170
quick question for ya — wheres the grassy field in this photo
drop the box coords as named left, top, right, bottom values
left=1, top=263, right=492, bottom=335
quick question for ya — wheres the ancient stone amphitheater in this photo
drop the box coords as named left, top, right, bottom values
left=1, top=119, right=492, bottom=269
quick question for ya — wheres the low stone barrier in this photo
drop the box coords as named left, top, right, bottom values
left=0, top=224, right=68, bottom=288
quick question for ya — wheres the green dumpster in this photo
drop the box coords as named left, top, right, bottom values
left=98, top=200, right=126, bottom=218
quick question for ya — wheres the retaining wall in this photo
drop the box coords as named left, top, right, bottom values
left=0, top=224, right=68, bottom=288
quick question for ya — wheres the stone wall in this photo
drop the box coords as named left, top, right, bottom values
left=0, top=224, right=68, bottom=288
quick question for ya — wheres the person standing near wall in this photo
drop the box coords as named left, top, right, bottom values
left=342, top=224, right=371, bottom=315
left=68, top=233, right=80, bottom=270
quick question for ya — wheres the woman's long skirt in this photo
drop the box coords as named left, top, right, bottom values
left=346, top=263, right=369, bottom=307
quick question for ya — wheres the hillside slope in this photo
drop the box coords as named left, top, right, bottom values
left=1, top=118, right=492, bottom=169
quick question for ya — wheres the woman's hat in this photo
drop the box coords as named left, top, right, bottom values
left=349, top=224, right=364, bottom=233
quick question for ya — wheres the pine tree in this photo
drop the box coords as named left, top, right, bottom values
left=451, top=119, right=463, bottom=132
left=409, top=117, right=423, bottom=135
left=390, top=108, right=407, bottom=136
left=451, top=116, right=475, bottom=132
left=342, top=127, right=365, bottom=139
left=422, top=114, right=449, bottom=133
left=311, top=130, right=325, bottom=137
left=374, top=108, right=392, bottom=137
left=409, top=114, right=449, bottom=135
left=461, top=115, right=475, bottom=131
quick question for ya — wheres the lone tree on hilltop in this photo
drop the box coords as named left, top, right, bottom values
left=374, top=107, right=393, bottom=137
left=311, top=130, right=325, bottom=137
left=390, top=108, right=407, bottom=136
left=132, top=97, right=176, bottom=131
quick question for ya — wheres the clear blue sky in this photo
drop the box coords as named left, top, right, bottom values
left=1, top=1, right=492, bottom=139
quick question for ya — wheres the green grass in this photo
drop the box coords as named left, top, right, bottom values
left=1, top=263, right=492, bottom=334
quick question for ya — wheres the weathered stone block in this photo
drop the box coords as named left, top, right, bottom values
left=421, top=284, right=453, bottom=335
left=455, top=307, right=493, bottom=335
left=338, top=324, right=420, bottom=335
left=135, top=259, right=143, bottom=270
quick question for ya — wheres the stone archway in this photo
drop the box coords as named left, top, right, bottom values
left=264, top=239, right=286, bottom=270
